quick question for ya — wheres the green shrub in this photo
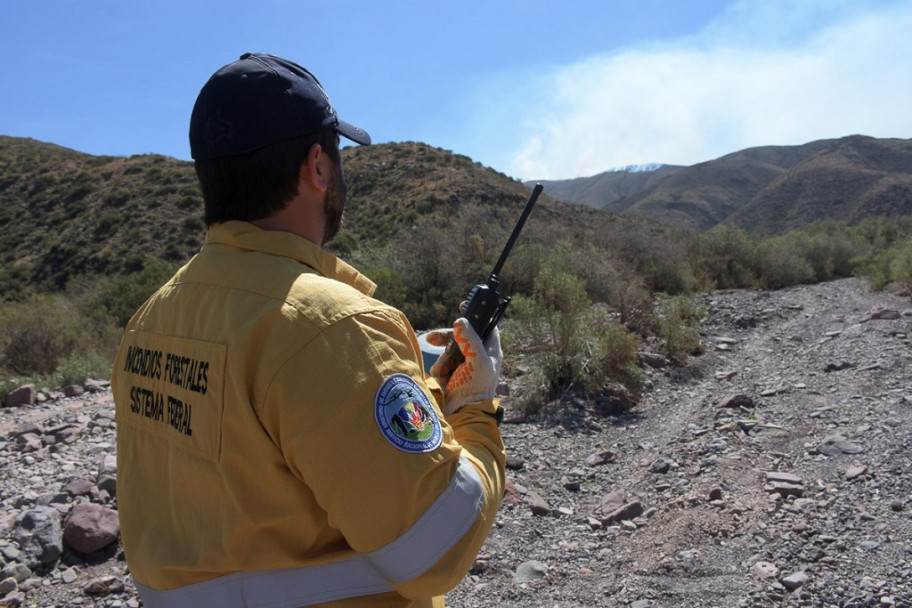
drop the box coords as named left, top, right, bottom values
left=510, top=269, right=643, bottom=412
left=800, top=233, right=853, bottom=281
left=528, top=268, right=590, bottom=357
left=696, top=225, right=759, bottom=289
left=580, top=312, right=644, bottom=395
left=56, top=352, right=111, bottom=385
left=8, top=351, right=115, bottom=393
left=95, top=211, right=120, bottom=238
left=786, top=220, right=863, bottom=281
left=349, top=235, right=458, bottom=330
left=0, top=378, right=19, bottom=402
left=607, top=274, right=654, bottom=335
left=362, top=265, right=409, bottom=310
left=644, top=259, right=697, bottom=295
left=850, top=216, right=912, bottom=250
left=888, top=238, right=912, bottom=295
left=753, top=235, right=816, bottom=289
left=103, top=188, right=131, bottom=207
left=81, top=260, right=178, bottom=328
left=181, top=216, right=204, bottom=235
left=0, top=262, right=178, bottom=389
left=652, top=294, right=706, bottom=363
left=521, top=239, right=623, bottom=305
left=178, top=194, right=201, bottom=210
left=0, top=295, right=82, bottom=374
left=862, top=260, right=891, bottom=291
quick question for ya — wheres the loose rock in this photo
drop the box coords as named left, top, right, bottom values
left=4, top=278, right=912, bottom=608
left=513, top=560, right=549, bottom=584
left=4, top=385, right=36, bottom=408
left=817, top=434, right=865, bottom=455
left=781, top=571, right=809, bottom=590
left=63, top=504, right=120, bottom=554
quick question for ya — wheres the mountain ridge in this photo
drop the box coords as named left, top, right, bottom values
left=3, top=133, right=911, bottom=305
left=0, top=136, right=643, bottom=297
left=526, top=135, right=912, bottom=234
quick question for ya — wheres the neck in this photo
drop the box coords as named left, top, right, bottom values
left=251, top=196, right=324, bottom=246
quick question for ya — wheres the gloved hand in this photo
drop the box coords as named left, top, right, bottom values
left=428, top=318, right=502, bottom=416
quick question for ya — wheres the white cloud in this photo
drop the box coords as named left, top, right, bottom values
left=500, top=0, right=912, bottom=180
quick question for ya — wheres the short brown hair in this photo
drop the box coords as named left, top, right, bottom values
left=194, top=129, right=341, bottom=226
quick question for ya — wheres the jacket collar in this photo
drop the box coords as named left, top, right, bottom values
left=205, top=221, right=377, bottom=297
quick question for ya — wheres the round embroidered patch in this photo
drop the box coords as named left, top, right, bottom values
left=375, top=374, right=443, bottom=453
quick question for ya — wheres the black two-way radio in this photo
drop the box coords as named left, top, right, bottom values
left=440, top=183, right=543, bottom=368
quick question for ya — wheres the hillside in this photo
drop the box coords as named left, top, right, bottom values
left=527, top=164, right=683, bottom=212
left=0, top=137, right=204, bottom=291
left=726, top=136, right=912, bottom=235
left=0, top=136, right=674, bottom=301
left=538, top=136, right=912, bottom=234
left=0, top=137, right=532, bottom=292
left=5, top=133, right=912, bottom=321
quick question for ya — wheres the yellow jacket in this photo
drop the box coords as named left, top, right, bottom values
left=112, top=221, right=505, bottom=608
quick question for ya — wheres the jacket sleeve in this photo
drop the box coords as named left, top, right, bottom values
left=258, top=307, right=505, bottom=599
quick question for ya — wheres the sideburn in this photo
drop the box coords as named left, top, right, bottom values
left=321, top=160, right=347, bottom=245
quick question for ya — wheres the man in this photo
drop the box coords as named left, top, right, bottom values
left=111, top=53, right=506, bottom=608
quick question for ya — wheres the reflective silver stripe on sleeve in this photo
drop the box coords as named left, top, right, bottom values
left=135, top=456, right=485, bottom=608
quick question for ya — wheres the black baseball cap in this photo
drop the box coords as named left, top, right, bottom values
left=189, top=53, right=371, bottom=160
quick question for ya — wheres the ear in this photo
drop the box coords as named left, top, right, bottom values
left=299, top=143, right=329, bottom=194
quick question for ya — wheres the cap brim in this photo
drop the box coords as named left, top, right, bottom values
left=337, top=120, right=371, bottom=146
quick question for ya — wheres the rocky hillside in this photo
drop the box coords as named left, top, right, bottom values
left=726, top=137, right=912, bottom=235
left=2, top=277, right=911, bottom=607
left=0, top=136, right=204, bottom=291
left=529, top=164, right=684, bottom=211
left=0, top=136, right=627, bottom=297
left=538, top=135, right=912, bottom=235
left=5, top=134, right=912, bottom=300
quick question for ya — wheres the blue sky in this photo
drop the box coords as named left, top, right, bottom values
left=3, top=0, right=911, bottom=180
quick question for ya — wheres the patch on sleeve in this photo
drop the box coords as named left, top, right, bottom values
left=374, top=373, right=443, bottom=453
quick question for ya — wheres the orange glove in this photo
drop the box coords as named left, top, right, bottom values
left=428, top=318, right=502, bottom=415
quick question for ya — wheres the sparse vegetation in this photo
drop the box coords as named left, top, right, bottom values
left=509, top=269, right=643, bottom=413
left=3, top=135, right=912, bottom=415
left=650, top=294, right=706, bottom=363
left=0, top=258, right=173, bottom=399
left=0, top=289, right=120, bottom=401
left=0, top=294, right=82, bottom=375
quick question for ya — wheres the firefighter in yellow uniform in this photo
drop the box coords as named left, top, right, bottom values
left=111, top=53, right=505, bottom=608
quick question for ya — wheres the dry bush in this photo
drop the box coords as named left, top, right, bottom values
left=0, top=295, right=82, bottom=375
left=510, top=269, right=643, bottom=413
left=651, top=294, right=706, bottom=364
